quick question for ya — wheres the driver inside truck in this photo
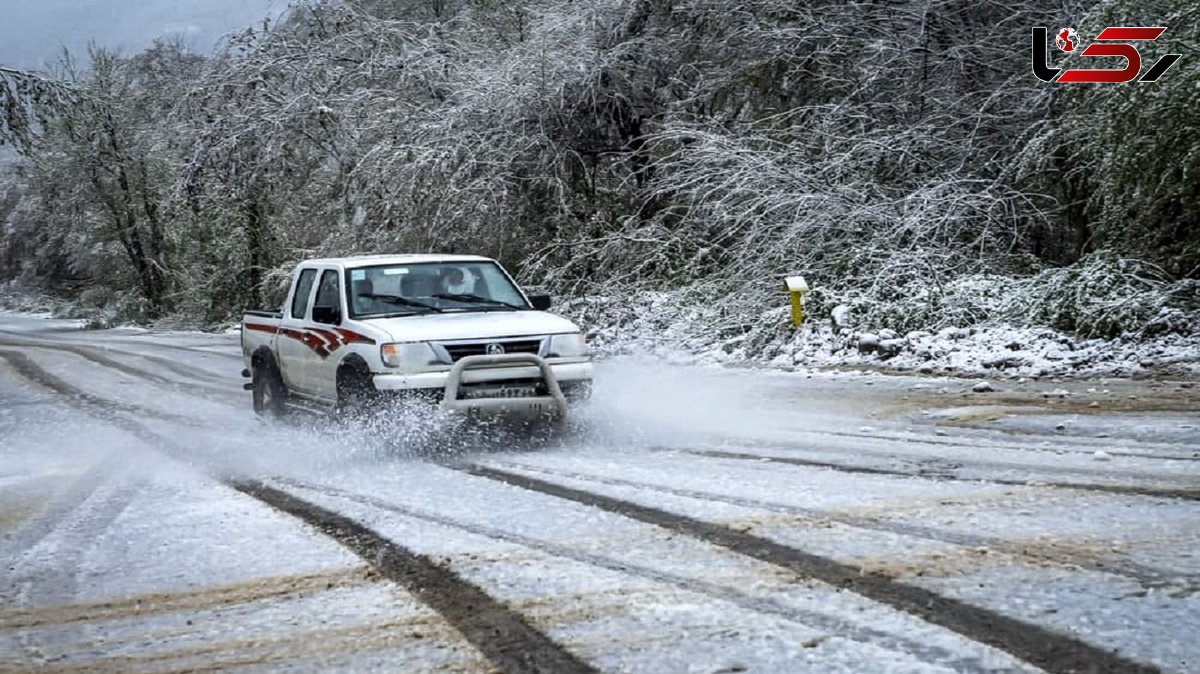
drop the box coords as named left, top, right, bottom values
left=440, top=266, right=476, bottom=295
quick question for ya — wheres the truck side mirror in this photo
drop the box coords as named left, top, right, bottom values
left=312, top=305, right=341, bottom=325
left=528, top=294, right=552, bottom=310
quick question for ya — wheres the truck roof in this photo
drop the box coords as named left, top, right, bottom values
left=299, top=254, right=495, bottom=269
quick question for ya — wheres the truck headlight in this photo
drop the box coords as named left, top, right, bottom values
left=380, top=343, right=436, bottom=370
left=547, top=333, right=589, bottom=358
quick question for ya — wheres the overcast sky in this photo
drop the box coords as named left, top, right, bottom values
left=0, top=0, right=286, bottom=69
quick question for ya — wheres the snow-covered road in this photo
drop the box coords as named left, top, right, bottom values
left=1, top=313, right=1197, bottom=673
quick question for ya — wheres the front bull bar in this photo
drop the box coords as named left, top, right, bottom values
left=440, top=353, right=568, bottom=419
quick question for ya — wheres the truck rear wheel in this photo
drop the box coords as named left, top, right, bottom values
left=252, top=364, right=288, bottom=418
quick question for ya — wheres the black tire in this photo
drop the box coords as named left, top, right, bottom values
left=252, top=362, right=288, bottom=418
left=336, top=365, right=379, bottom=419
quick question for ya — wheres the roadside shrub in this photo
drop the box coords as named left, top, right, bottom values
left=79, top=286, right=113, bottom=310
left=1012, top=254, right=1179, bottom=339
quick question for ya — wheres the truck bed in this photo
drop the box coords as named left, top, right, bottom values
left=241, top=310, right=283, bottom=371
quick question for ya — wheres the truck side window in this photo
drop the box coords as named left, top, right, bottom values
left=290, top=269, right=317, bottom=319
left=312, top=270, right=341, bottom=324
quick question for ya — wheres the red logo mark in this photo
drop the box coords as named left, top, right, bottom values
left=1056, top=28, right=1077, bottom=52
left=1032, top=26, right=1181, bottom=83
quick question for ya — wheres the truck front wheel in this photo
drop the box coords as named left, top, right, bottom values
left=252, top=364, right=288, bottom=418
left=336, top=365, right=379, bottom=419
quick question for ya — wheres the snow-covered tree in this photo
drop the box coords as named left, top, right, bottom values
left=0, top=0, right=1195, bottom=335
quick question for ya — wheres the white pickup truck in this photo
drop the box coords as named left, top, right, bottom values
left=240, top=255, right=593, bottom=420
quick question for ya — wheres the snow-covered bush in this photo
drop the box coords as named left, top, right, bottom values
left=1014, top=255, right=1180, bottom=339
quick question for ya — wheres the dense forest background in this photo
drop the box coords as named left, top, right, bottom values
left=1, top=0, right=1197, bottom=342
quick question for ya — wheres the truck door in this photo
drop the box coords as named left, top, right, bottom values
left=308, top=269, right=345, bottom=399
left=278, top=267, right=318, bottom=393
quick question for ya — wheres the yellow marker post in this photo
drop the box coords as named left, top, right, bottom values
left=783, top=276, right=809, bottom=328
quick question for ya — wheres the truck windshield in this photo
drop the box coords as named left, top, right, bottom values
left=345, top=261, right=531, bottom=318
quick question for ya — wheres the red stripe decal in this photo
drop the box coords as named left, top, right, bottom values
left=307, top=328, right=344, bottom=350
left=244, top=323, right=279, bottom=335
left=301, top=332, right=330, bottom=358
left=336, top=328, right=376, bottom=346
left=248, top=323, right=372, bottom=359
left=278, top=328, right=322, bottom=358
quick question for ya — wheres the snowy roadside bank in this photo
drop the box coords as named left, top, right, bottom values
left=753, top=323, right=1199, bottom=380
left=571, top=294, right=1200, bottom=381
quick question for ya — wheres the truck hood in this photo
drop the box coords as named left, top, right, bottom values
left=364, top=310, right=581, bottom=343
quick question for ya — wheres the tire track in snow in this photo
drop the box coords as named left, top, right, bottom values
left=789, top=427, right=1200, bottom=463
left=277, top=477, right=1017, bottom=673
left=12, top=482, right=139, bottom=607
left=672, top=447, right=1200, bottom=502
left=0, top=459, right=117, bottom=562
left=0, top=566, right=373, bottom=630
left=103, top=338, right=243, bottom=364
left=0, top=350, right=206, bottom=427
left=482, top=459, right=1199, bottom=588
left=232, top=480, right=599, bottom=674
left=5, top=481, right=139, bottom=668
left=461, top=464, right=1162, bottom=674
left=688, top=432, right=1200, bottom=477
left=62, top=347, right=231, bottom=396
left=0, top=327, right=242, bottom=364
left=38, top=343, right=234, bottom=400
left=121, top=340, right=242, bottom=361
left=0, top=334, right=234, bottom=392
left=0, top=350, right=597, bottom=674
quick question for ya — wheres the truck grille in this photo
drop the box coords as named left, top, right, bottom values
left=441, top=339, right=543, bottom=363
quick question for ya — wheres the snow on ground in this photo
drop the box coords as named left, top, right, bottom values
left=0, top=385, right=488, bottom=672
left=1, top=312, right=1198, bottom=672
left=478, top=452, right=1200, bottom=672
left=778, top=324, right=1200, bottom=379
left=282, top=465, right=1041, bottom=673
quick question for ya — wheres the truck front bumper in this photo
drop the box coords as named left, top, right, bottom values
left=372, top=355, right=590, bottom=418
left=372, top=359, right=591, bottom=391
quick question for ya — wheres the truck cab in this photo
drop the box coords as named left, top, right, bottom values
left=241, top=255, right=592, bottom=419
